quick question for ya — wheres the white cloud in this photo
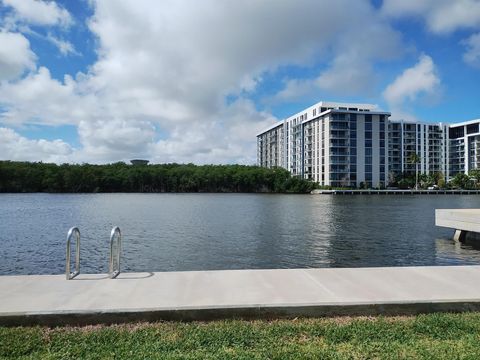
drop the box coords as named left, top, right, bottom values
left=382, top=0, right=480, bottom=34
left=0, top=31, right=35, bottom=81
left=383, top=55, right=441, bottom=119
left=0, top=127, right=72, bottom=162
left=316, top=58, right=377, bottom=96
left=77, top=119, right=156, bottom=161
left=149, top=99, right=277, bottom=164
left=271, top=4, right=403, bottom=102
left=2, top=0, right=72, bottom=27
left=0, top=67, right=95, bottom=126
left=463, top=32, right=480, bottom=67
left=46, top=33, right=79, bottom=56
left=0, top=0, right=402, bottom=164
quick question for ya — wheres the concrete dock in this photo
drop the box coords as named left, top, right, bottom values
left=2, top=266, right=480, bottom=326
left=436, top=209, right=480, bottom=241
left=312, top=189, right=480, bottom=195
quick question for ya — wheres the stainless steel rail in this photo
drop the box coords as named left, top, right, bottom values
left=109, top=226, right=122, bottom=279
left=66, top=227, right=80, bottom=280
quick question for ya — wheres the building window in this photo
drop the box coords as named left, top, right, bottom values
left=467, top=123, right=479, bottom=134
left=449, top=126, right=464, bottom=139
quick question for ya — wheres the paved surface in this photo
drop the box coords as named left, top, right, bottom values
left=436, top=209, right=480, bottom=233
left=312, top=190, right=480, bottom=195
left=2, top=266, right=480, bottom=325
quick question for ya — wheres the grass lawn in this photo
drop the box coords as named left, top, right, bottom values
left=2, top=313, right=480, bottom=359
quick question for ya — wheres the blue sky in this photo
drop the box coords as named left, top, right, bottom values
left=1, top=0, right=480, bottom=164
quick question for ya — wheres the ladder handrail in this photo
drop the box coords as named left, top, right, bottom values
left=109, top=226, right=122, bottom=279
left=66, top=227, right=80, bottom=280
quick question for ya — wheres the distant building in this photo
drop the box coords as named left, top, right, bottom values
left=447, top=119, right=480, bottom=178
left=388, top=120, right=448, bottom=177
left=130, top=159, right=149, bottom=166
left=256, top=100, right=480, bottom=186
left=257, top=101, right=390, bottom=188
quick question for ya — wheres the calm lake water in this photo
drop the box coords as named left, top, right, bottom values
left=1, top=193, right=480, bottom=275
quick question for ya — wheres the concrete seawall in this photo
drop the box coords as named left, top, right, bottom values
left=312, top=189, right=480, bottom=195
left=2, top=266, right=480, bottom=326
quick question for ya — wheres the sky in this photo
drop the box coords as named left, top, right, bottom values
left=0, top=0, right=480, bottom=165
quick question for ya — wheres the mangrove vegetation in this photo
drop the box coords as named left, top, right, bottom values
left=0, top=161, right=317, bottom=193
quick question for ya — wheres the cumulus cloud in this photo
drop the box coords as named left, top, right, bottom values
left=2, top=0, right=72, bottom=27
left=382, top=0, right=480, bottom=70
left=463, top=32, right=480, bottom=67
left=271, top=4, right=403, bottom=102
left=3, top=0, right=397, bottom=163
left=77, top=119, right=156, bottom=161
left=0, top=31, right=36, bottom=81
left=0, top=1, right=407, bottom=164
left=149, top=99, right=277, bottom=164
left=383, top=55, right=441, bottom=120
left=382, top=0, right=480, bottom=34
left=0, top=67, right=95, bottom=126
left=0, top=127, right=72, bottom=162
left=383, top=55, right=440, bottom=105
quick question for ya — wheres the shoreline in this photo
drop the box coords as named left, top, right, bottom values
left=311, top=189, right=480, bottom=195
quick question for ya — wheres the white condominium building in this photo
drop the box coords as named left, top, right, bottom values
left=257, top=100, right=480, bottom=186
left=257, top=101, right=390, bottom=188
left=388, top=120, right=448, bottom=176
left=448, top=119, right=480, bottom=177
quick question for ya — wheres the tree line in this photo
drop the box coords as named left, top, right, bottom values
left=388, top=170, right=480, bottom=190
left=0, top=161, right=317, bottom=193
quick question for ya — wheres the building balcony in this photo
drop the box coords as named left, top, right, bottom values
left=330, top=151, right=350, bottom=156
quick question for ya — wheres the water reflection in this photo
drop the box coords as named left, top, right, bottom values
left=435, top=236, right=480, bottom=265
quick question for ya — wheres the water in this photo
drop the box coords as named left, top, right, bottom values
left=1, top=193, right=480, bottom=275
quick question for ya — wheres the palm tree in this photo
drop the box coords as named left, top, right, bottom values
left=408, top=153, right=421, bottom=190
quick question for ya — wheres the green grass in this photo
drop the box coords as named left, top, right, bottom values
left=2, top=313, right=480, bottom=359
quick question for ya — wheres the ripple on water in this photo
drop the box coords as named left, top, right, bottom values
left=1, top=193, right=480, bottom=275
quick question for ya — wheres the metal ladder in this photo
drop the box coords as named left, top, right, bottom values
left=65, top=226, right=122, bottom=280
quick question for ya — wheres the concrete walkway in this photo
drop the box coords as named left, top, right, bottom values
left=436, top=209, right=480, bottom=233
left=2, top=266, right=480, bottom=326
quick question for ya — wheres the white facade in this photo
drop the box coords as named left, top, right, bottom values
left=388, top=120, right=448, bottom=178
left=447, top=119, right=480, bottom=178
left=257, top=101, right=389, bottom=187
left=257, top=100, right=480, bottom=186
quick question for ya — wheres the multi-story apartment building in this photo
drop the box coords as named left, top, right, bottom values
left=448, top=119, right=480, bottom=177
left=257, top=101, right=390, bottom=187
left=257, top=122, right=284, bottom=169
left=257, top=100, right=480, bottom=186
left=388, top=120, right=448, bottom=177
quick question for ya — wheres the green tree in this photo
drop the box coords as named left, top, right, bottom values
left=0, top=161, right=321, bottom=194
left=437, top=174, right=446, bottom=189
left=469, top=169, right=480, bottom=188
left=451, top=173, right=472, bottom=189
left=408, top=153, right=421, bottom=190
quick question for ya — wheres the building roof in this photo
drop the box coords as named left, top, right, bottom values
left=448, top=118, right=480, bottom=128
left=256, top=121, right=284, bottom=137
left=256, top=100, right=385, bottom=137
